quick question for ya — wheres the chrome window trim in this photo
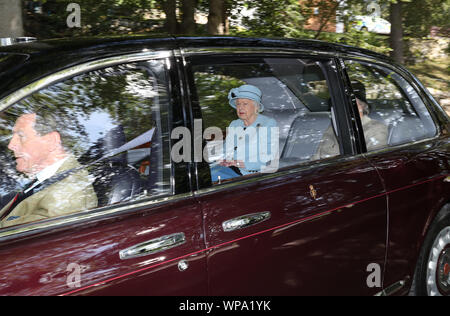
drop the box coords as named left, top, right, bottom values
left=362, top=135, right=440, bottom=158
left=194, top=136, right=440, bottom=198
left=0, top=50, right=172, bottom=112
left=193, top=154, right=362, bottom=197
left=0, top=192, right=193, bottom=241
left=181, top=47, right=336, bottom=58
left=0, top=49, right=176, bottom=240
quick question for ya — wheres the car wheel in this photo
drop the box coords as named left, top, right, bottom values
left=412, top=204, right=450, bottom=296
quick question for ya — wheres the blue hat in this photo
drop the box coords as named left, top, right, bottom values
left=228, top=84, right=264, bottom=112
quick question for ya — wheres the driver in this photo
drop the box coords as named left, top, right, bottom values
left=0, top=113, right=98, bottom=227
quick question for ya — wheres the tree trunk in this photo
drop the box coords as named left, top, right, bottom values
left=222, top=0, right=230, bottom=35
left=389, top=1, right=405, bottom=64
left=0, top=0, right=24, bottom=37
left=181, top=0, right=197, bottom=35
left=208, top=0, right=224, bottom=35
left=162, top=0, right=178, bottom=34
left=314, top=0, right=342, bottom=39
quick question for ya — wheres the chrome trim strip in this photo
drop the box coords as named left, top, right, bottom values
left=375, top=280, right=407, bottom=296
left=182, top=47, right=335, bottom=57
left=362, top=135, right=440, bottom=157
left=0, top=50, right=172, bottom=112
left=193, top=154, right=361, bottom=197
left=194, top=139, right=445, bottom=199
left=0, top=192, right=193, bottom=241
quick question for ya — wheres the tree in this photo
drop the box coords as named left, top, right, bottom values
left=0, top=0, right=24, bottom=37
left=208, top=0, right=224, bottom=35
left=159, top=0, right=178, bottom=33
left=24, top=0, right=157, bottom=38
left=389, top=0, right=405, bottom=64
left=302, top=0, right=347, bottom=39
left=403, top=0, right=450, bottom=37
left=237, top=0, right=306, bottom=38
left=181, top=0, right=197, bottom=34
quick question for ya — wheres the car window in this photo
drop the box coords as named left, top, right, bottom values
left=345, top=60, right=437, bottom=150
left=0, top=60, right=171, bottom=228
left=191, top=57, right=341, bottom=185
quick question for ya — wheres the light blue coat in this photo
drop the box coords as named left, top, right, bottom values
left=211, top=114, right=278, bottom=182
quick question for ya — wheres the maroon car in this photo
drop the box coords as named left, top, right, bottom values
left=0, top=36, right=448, bottom=296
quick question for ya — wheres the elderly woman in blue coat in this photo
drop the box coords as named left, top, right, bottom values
left=210, top=84, right=279, bottom=182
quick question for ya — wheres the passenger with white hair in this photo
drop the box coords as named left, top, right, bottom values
left=210, top=84, right=278, bottom=182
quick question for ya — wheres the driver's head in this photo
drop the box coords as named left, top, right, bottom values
left=8, top=113, right=66, bottom=177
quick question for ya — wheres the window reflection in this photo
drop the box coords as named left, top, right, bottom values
left=0, top=60, right=170, bottom=228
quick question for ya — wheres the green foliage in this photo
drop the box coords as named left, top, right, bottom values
left=231, top=0, right=306, bottom=38
left=318, top=28, right=392, bottom=55
left=194, top=72, right=244, bottom=131
left=403, top=0, right=450, bottom=38
left=25, top=0, right=159, bottom=38
left=230, top=0, right=391, bottom=55
left=21, top=0, right=448, bottom=60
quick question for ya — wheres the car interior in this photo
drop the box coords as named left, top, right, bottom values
left=347, top=60, right=437, bottom=147
left=194, top=58, right=338, bottom=182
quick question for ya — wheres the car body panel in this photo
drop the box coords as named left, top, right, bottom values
left=195, top=156, right=387, bottom=295
left=364, top=136, right=450, bottom=289
left=0, top=196, right=207, bottom=296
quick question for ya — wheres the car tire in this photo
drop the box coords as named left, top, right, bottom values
left=411, top=204, right=450, bottom=296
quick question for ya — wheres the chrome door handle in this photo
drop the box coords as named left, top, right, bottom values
left=119, top=232, right=186, bottom=260
left=222, top=211, right=271, bottom=232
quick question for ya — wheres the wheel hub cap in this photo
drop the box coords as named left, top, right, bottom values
left=436, top=247, right=450, bottom=295
left=427, top=227, right=450, bottom=296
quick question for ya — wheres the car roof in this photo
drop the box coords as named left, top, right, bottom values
left=0, top=35, right=394, bottom=101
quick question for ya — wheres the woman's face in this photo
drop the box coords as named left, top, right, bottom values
left=235, top=98, right=258, bottom=122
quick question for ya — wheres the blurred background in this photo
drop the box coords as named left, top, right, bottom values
left=0, top=0, right=448, bottom=112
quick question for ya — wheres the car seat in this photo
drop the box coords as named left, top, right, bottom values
left=87, top=126, right=145, bottom=206
left=280, top=112, right=332, bottom=166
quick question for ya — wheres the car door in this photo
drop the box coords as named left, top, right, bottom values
left=184, top=51, right=388, bottom=295
left=0, top=50, right=207, bottom=295
left=343, top=58, right=450, bottom=294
